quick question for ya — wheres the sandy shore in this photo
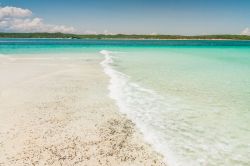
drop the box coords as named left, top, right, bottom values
left=0, top=54, right=166, bottom=166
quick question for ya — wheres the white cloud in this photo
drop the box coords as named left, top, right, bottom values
left=0, top=6, right=76, bottom=33
left=103, top=30, right=114, bottom=35
left=150, top=32, right=158, bottom=35
left=241, top=28, right=250, bottom=35
left=0, top=6, right=32, bottom=19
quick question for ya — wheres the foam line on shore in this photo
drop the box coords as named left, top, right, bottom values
left=100, top=50, right=179, bottom=166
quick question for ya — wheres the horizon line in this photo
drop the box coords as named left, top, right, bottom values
left=0, top=32, right=247, bottom=36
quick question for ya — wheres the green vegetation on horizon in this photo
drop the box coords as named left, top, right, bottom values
left=1, top=32, right=250, bottom=40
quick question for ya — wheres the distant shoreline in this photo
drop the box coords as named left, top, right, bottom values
left=1, top=33, right=250, bottom=40
left=1, top=38, right=249, bottom=41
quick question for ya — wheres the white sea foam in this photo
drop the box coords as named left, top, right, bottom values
left=100, top=50, right=179, bottom=166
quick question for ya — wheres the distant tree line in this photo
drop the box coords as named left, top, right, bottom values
left=0, top=32, right=250, bottom=40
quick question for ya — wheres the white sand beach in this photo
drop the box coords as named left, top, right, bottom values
left=0, top=54, right=166, bottom=166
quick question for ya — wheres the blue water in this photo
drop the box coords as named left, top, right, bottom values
left=1, top=39, right=250, bottom=166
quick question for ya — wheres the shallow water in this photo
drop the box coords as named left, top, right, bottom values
left=1, top=39, right=250, bottom=166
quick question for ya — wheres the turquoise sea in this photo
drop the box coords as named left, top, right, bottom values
left=1, top=39, right=250, bottom=166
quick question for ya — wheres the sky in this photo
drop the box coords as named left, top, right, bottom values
left=0, top=0, right=250, bottom=35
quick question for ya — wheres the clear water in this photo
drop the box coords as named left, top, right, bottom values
left=1, top=39, right=250, bottom=166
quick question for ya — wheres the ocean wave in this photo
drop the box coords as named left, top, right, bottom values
left=100, top=50, right=179, bottom=166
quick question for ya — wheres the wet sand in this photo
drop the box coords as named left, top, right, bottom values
left=0, top=55, right=166, bottom=166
